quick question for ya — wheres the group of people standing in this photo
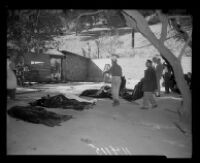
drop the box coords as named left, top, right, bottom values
left=103, top=54, right=191, bottom=109
left=103, top=54, right=159, bottom=108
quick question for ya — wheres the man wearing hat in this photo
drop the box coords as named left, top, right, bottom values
left=141, top=59, right=158, bottom=109
left=103, top=54, right=122, bottom=106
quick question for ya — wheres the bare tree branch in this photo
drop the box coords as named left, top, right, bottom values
left=156, top=10, right=168, bottom=44
left=121, top=11, right=138, bottom=32
left=178, top=36, right=192, bottom=61
left=122, top=10, right=157, bottom=39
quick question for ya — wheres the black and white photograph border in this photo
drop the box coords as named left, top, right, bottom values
left=6, top=9, right=192, bottom=158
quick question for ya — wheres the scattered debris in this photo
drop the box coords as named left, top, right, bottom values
left=173, top=122, right=191, bottom=136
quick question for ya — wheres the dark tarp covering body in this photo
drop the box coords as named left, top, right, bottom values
left=79, top=85, right=112, bottom=99
left=29, top=94, right=96, bottom=110
left=7, top=94, right=96, bottom=126
left=7, top=106, right=73, bottom=127
left=122, top=81, right=144, bottom=101
left=80, top=80, right=144, bottom=102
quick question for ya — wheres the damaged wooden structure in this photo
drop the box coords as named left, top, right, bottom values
left=7, top=48, right=104, bottom=83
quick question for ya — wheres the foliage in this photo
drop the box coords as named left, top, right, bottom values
left=7, top=10, right=65, bottom=53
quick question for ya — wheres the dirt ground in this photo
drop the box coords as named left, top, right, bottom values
left=7, top=82, right=192, bottom=157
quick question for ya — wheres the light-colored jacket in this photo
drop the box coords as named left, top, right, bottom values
left=155, top=63, right=163, bottom=79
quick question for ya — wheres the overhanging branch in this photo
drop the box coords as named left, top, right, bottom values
left=122, top=10, right=158, bottom=40
left=178, top=36, right=192, bottom=61
left=121, top=10, right=138, bottom=32
left=156, top=10, right=168, bottom=44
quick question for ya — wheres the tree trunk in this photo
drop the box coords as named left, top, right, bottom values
left=123, top=10, right=192, bottom=126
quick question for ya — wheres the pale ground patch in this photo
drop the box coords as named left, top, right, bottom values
left=7, top=82, right=192, bottom=157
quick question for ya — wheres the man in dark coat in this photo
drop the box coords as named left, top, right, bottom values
left=141, top=60, right=158, bottom=109
left=162, top=65, right=171, bottom=94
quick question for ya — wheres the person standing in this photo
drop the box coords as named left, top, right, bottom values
left=154, top=58, right=163, bottom=97
left=184, top=72, right=192, bottom=90
left=152, top=57, right=157, bottom=70
left=7, top=56, right=17, bottom=100
left=16, top=62, right=24, bottom=87
left=141, top=60, right=158, bottom=109
left=103, top=54, right=122, bottom=106
left=162, top=65, right=171, bottom=94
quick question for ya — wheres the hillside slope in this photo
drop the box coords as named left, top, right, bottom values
left=49, top=23, right=191, bottom=59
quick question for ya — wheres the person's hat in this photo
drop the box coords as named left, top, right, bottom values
left=152, top=56, right=157, bottom=62
left=146, top=59, right=152, bottom=64
left=111, top=53, right=119, bottom=58
left=111, top=54, right=119, bottom=62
